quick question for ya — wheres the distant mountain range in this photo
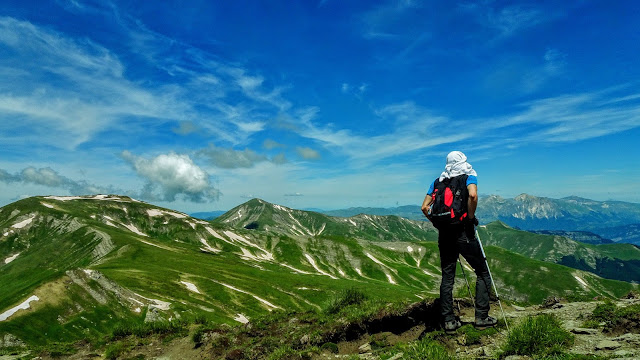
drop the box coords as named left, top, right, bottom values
left=1, top=195, right=636, bottom=348
left=319, top=194, right=640, bottom=245
left=189, top=210, right=226, bottom=220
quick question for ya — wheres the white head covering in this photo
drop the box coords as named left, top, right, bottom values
left=439, top=151, right=477, bottom=181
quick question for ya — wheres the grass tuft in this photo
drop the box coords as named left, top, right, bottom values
left=325, top=288, right=368, bottom=314
left=402, top=336, right=453, bottom=360
left=500, top=313, right=574, bottom=358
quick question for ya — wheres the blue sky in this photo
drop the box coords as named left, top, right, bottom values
left=1, top=0, right=639, bottom=212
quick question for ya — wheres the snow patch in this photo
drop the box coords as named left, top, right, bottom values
left=11, top=215, right=36, bottom=229
left=199, top=238, right=221, bottom=253
left=386, top=273, right=397, bottom=285
left=44, top=196, right=84, bottom=201
left=304, top=254, right=338, bottom=279
left=280, top=263, right=314, bottom=275
left=355, top=268, right=363, bottom=277
left=180, top=281, right=201, bottom=294
left=4, top=253, right=20, bottom=264
left=123, top=223, right=147, bottom=237
left=407, top=246, right=414, bottom=252
left=40, top=202, right=54, bottom=209
left=234, top=313, right=250, bottom=324
left=0, top=295, right=39, bottom=321
left=135, top=294, right=171, bottom=311
left=218, top=282, right=281, bottom=310
left=422, top=269, right=436, bottom=277
left=205, top=227, right=226, bottom=241
left=146, top=208, right=187, bottom=218
left=574, top=274, right=588, bottom=289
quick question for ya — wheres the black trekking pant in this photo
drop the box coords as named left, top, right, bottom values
left=438, top=224, right=492, bottom=322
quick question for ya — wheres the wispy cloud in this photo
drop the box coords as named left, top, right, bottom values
left=197, top=144, right=287, bottom=169
left=359, top=0, right=421, bottom=40
left=498, top=88, right=640, bottom=144
left=292, top=102, right=471, bottom=163
left=459, top=2, right=550, bottom=40
left=0, top=14, right=291, bottom=151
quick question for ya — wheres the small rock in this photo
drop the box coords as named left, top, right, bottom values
left=595, top=340, right=621, bottom=350
left=571, top=327, right=599, bottom=335
left=300, top=334, right=310, bottom=344
left=505, top=355, right=531, bottom=360
left=614, top=349, right=633, bottom=357
left=513, top=305, right=526, bottom=311
left=612, top=333, right=639, bottom=343
left=386, top=354, right=403, bottom=360
left=358, top=342, right=372, bottom=353
left=0, top=334, right=25, bottom=348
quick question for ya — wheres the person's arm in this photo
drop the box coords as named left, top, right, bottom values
left=421, top=194, right=433, bottom=218
left=467, top=184, right=478, bottom=220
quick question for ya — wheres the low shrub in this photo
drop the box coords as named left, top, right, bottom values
left=587, top=300, right=640, bottom=333
left=104, top=341, right=127, bottom=360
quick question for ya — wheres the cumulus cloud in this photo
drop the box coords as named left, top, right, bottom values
left=121, top=151, right=219, bottom=202
left=198, top=144, right=287, bottom=168
left=0, top=167, right=116, bottom=195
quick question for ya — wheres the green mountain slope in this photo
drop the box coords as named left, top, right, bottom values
left=213, top=198, right=437, bottom=242
left=0, top=196, right=636, bottom=348
left=478, top=221, right=640, bottom=282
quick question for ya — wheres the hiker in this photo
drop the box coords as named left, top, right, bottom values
left=421, top=151, right=497, bottom=333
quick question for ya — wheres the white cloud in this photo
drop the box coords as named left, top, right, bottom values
left=0, top=167, right=117, bottom=195
left=198, top=144, right=272, bottom=169
left=295, top=147, right=321, bottom=160
left=263, top=139, right=285, bottom=150
left=121, top=151, right=219, bottom=202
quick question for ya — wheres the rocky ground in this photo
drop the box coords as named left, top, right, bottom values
left=1, top=296, right=639, bottom=360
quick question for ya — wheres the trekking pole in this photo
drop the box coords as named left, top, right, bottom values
left=458, top=256, right=475, bottom=307
left=475, top=229, right=510, bottom=332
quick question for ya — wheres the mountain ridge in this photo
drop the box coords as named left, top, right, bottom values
left=0, top=194, right=637, bottom=349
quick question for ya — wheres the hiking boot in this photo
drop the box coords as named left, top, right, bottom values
left=443, top=319, right=461, bottom=334
left=474, top=315, right=497, bottom=329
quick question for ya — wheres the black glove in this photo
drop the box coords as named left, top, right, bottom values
left=465, top=216, right=478, bottom=240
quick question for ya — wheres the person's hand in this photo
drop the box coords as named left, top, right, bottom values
left=465, top=216, right=478, bottom=240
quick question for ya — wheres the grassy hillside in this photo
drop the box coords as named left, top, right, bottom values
left=0, top=196, right=636, bottom=348
left=479, top=221, right=640, bottom=283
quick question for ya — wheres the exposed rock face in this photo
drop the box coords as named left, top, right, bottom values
left=0, top=333, right=25, bottom=348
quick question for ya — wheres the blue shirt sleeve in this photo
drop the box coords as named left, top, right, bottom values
left=427, top=181, right=435, bottom=195
left=467, top=175, right=477, bottom=187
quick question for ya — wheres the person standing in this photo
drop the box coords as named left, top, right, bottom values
left=421, top=151, right=497, bottom=333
